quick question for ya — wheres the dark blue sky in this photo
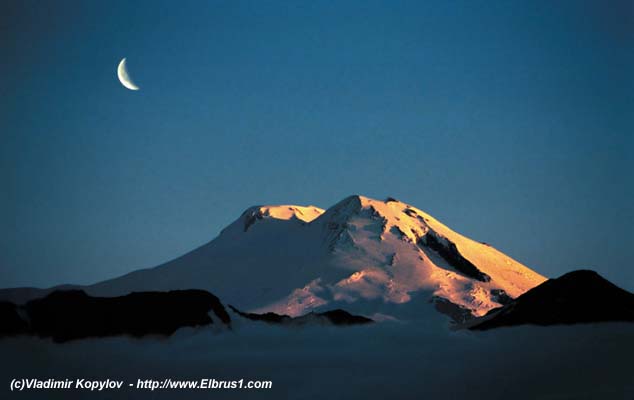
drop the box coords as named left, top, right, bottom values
left=2, top=1, right=632, bottom=290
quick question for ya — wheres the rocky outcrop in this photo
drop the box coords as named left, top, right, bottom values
left=420, top=233, right=491, bottom=282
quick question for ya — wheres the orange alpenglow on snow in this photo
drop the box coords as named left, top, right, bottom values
left=249, top=196, right=546, bottom=320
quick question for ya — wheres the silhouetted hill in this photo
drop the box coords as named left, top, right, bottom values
left=0, top=302, right=28, bottom=335
left=0, top=289, right=230, bottom=342
left=469, top=270, right=634, bottom=330
left=229, top=305, right=373, bottom=326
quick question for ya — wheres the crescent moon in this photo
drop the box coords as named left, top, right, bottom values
left=117, top=58, right=140, bottom=91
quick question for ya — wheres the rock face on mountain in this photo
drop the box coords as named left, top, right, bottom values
left=0, top=195, right=547, bottom=323
left=469, top=270, right=634, bottom=330
left=0, top=290, right=230, bottom=342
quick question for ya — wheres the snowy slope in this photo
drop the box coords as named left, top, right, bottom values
left=81, top=195, right=545, bottom=322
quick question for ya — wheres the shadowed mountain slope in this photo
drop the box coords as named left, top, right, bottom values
left=469, top=270, right=634, bottom=330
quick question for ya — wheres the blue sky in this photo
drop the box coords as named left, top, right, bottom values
left=2, top=0, right=632, bottom=289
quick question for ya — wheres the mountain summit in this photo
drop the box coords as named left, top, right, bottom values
left=2, top=196, right=547, bottom=323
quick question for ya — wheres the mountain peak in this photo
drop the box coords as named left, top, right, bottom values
left=232, top=204, right=325, bottom=233
left=242, top=204, right=324, bottom=223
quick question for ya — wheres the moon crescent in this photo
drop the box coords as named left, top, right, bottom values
left=117, top=58, right=140, bottom=91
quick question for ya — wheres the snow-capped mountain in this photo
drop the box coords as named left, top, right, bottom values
left=1, top=195, right=547, bottom=322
